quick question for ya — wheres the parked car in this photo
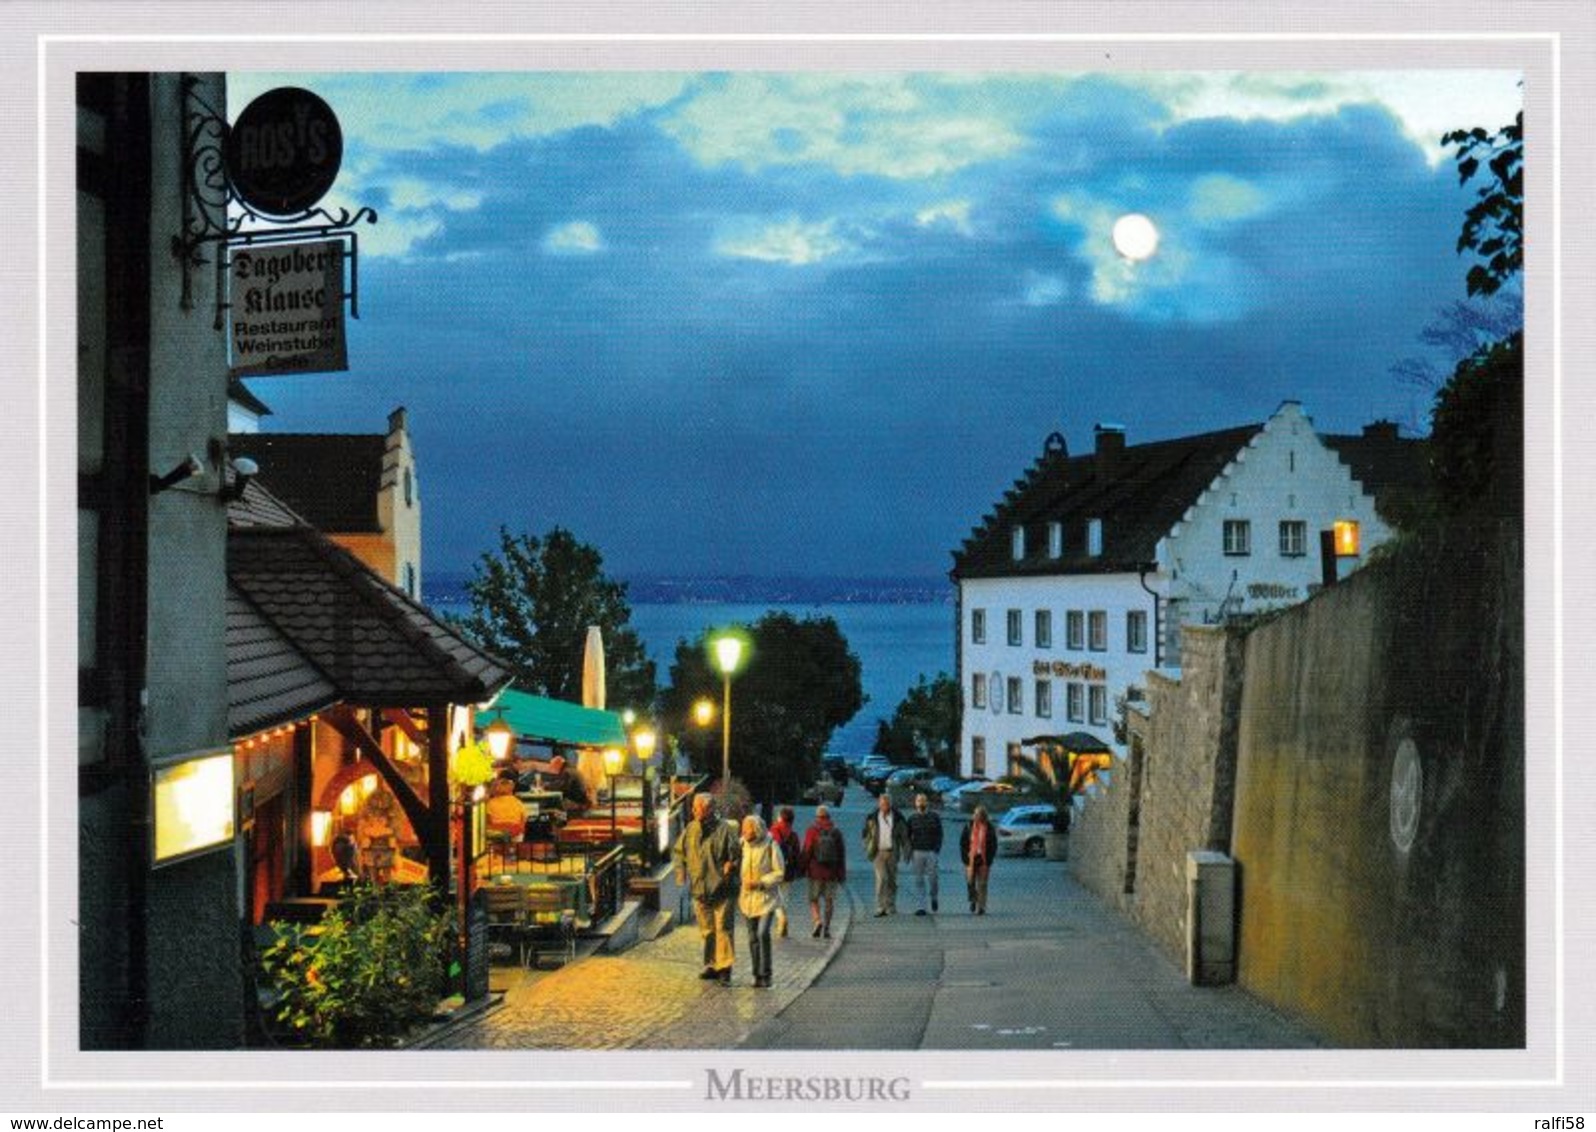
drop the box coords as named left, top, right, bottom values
left=884, top=766, right=941, bottom=806
left=857, top=757, right=896, bottom=793
left=956, top=780, right=1023, bottom=814
left=821, top=753, right=851, bottom=784
left=995, top=804, right=1062, bottom=856
left=801, top=774, right=845, bottom=806
left=929, top=774, right=965, bottom=796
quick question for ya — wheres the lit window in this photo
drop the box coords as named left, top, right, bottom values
left=1011, top=525, right=1026, bottom=560
left=1066, top=682, right=1084, bottom=722
left=971, top=736, right=987, bottom=777
left=1035, top=609, right=1052, bottom=649
left=1088, top=685, right=1108, bottom=725
left=1007, top=609, right=1023, bottom=646
left=1048, top=521, right=1063, bottom=558
left=1223, top=519, right=1252, bottom=556
left=1088, top=610, right=1107, bottom=651
left=1127, top=609, right=1148, bottom=654
left=1066, top=610, right=1084, bottom=650
left=971, top=609, right=986, bottom=644
left=1088, top=518, right=1103, bottom=557
left=1279, top=520, right=1307, bottom=557
left=1035, top=679, right=1052, bottom=718
left=972, top=672, right=987, bottom=710
left=1007, top=677, right=1023, bottom=715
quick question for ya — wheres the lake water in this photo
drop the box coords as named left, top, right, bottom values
left=428, top=588, right=955, bottom=755
left=627, top=602, right=955, bottom=755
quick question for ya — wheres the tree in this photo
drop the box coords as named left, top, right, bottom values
left=1443, top=110, right=1522, bottom=297
left=458, top=527, right=656, bottom=710
left=874, top=673, right=960, bottom=774
left=659, top=611, right=864, bottom=798
left=1429, top=331, right=1523, bottom=519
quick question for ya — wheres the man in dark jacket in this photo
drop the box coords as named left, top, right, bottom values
left=905, top=792, right=944, bottom=915
left=862, top=792, right=911, bottom=917
left=672, top=792, right=740, bottom=983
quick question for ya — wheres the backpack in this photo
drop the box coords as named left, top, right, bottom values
left=779, top=829, right=802, bottom=881
left=812, top=825, right=842, bottom=867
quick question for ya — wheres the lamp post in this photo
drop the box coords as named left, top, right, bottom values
left=483, top=707, right=514, bottom=764
left=711, top=634, right=745, bottom=788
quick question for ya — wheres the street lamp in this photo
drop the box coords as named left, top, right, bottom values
left=693, top=698, right=715, bottom=728
left=632, top=727, right=658, bottom=765
left=483, top=707, right=515, bottom=763
left=711, top=633, right=746, bottom=788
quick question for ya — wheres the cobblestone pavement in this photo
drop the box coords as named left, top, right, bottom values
left=435, top=797, right=1320, bottom=1051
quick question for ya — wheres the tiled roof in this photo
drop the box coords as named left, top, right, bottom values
left=228, top=526, right=513, bottom=707
left=225, top=475, right=308, bottom=529
left=952, top=424, right=1263, bottom=580
left=227, top=376, right=273, bottom=418
left=228, top=433, right=387, bottom=533
left=1323, top=425, right=1431, bottom=505
left=226, top=585, right=338, bottom=737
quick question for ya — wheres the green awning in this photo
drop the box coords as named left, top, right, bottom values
left=492, top=688, right=626, bottom=748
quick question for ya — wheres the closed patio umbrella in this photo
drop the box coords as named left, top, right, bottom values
left=581, top=625, right=606, bottom=710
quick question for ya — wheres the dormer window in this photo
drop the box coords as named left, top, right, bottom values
left=1087, top=518, right=1103, bottom=557
left=1048, top=521, right=1062, bottom=558
left=1011, top=525, right=1026, bottom=561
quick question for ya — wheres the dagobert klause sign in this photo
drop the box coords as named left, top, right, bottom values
left=228, top=240, right=348, bottom=378
left=225, top=87, right=350, bottom=378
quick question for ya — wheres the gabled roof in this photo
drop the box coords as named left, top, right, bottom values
left=228, top=433, right=387, bottom=533
left=1323, top=423, right=1431, bottom=506
left=226, top=475, right=308, bottom=529
left=951, top=423, right=1263, bottom=580
left=226, top=584, right=338, bottom=737
left=228, top=525, right=513, bottom=707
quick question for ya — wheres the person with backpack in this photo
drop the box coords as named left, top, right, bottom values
left=769, top=805, right=803, bottom=938
left=798, top=804, right=846, bottom=939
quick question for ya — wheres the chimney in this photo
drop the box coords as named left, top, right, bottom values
left=1094, top=422, right=1126, bottom=478
left=387, top=405, right=408, bottom=437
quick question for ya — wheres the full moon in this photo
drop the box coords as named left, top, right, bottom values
left=1112, top=213, right=1160, bottom=260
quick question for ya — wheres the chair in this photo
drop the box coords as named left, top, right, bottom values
left=482, top=885, right=531, bottom=968
left=523, top=884, right=577, bottom=968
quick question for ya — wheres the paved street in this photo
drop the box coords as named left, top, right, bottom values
left=435, top=794, right=1320, bottom=1051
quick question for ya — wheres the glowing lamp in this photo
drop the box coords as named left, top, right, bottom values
left=338, top=785, right=359, bottom=815
left=633, top=728, right=658, bottom=761
left=693, top=698, right=715, bottom=727
left=310, top=809, right=333, bottom=847
left=713, top=634, right=745, bottom=676
left=1333, top=519, right=1361, bottom=557
left=603, top=746, right=625, bottom=775
left=483, top=710, right=515, bottom=762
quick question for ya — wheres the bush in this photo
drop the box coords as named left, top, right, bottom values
left=260, top=882, right=454, bottom=1048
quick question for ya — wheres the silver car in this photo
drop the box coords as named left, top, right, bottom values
left=994, top=804, right=1061, bottom=857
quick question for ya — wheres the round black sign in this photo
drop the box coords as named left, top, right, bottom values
left=225, top=87, right=343, bottom=217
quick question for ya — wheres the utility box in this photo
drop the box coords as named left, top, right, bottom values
left=1186, top=850, right=1236, bottom=985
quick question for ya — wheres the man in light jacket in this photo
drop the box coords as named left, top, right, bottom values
left=862, top=791, right=911, bottom=917
left=673, top=792, right=740, bottom=984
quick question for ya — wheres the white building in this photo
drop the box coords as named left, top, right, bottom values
left=949, top=402, right=1424, bottom=779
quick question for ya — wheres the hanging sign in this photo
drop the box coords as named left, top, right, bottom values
left=228, top=240, right=348, bottom=378
left=226, top=87, right=343, bottom=217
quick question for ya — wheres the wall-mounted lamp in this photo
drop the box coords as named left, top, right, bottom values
left=483, top=707, right=515, bottom=763
left=310, top=809, right=333, bottom=847
left=149, top=453, right=203, bottom=495
left=221, top=457, right=258, bottom=503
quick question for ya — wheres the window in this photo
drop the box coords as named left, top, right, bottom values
left=1048, top=520, right=1063, bottom=558
left=1035, top=679, right=1052, bottom=718
left=1066, top=682, right=1084, bottom=722
left=971, top=736, right=986, bottom=777
left=971, top=609, right=986, bottom=644
left=1088, top=684, right=1108, bottom=725
left=1066, top=610, right=1084, bottom=650
left=1035, top=609, right=1052, bottom=649
left=403, top=562, right=417, bottom=598
left=403, top=467, right=414, bottom=507
left=1006, top=609, right=1022, bottom=646
left=971, top=672, right=987, bottom=710
left=1223, top=519, right=1252, bottom=556
left=1011, top=525, right=1026, bottom=560
left=1087, top=517, right=1103, bottom=557
left=1279, top=520, right=1307, bottom=557
left=1088, top=610, right=1107, bottom=651
left=1006, top=677, right=1023, bottom=715
left=1127, top=609, right=1148, bottom=654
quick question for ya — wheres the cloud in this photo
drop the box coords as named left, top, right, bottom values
left=1187, top=174, right=1270, bottom=225
left=714, top=216, right=853, bottom=265
left=543, top=220, right=605, bottom=255
left=915, top=199, right=974, bottom=235
left=1021, top=271, right=1067, bottom=307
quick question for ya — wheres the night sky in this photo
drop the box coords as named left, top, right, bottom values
left=226, top=71, right=1522, bottom=579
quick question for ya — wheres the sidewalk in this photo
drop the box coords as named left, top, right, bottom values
left=431, top=885, right=856, bottom=1050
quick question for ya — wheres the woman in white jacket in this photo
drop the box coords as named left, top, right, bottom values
left=738, top=814, right=786, bottom=989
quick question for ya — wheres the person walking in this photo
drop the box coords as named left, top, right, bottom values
left=768, top=805, right=802, bottom=938
left=906, top=792, right=944, bottom=915
left=959, top=804, right=997, bottom=915
left=738, top=814, right=786, bottom=989
left=862, top=791, right=911, bottom=917
left=799, top=804, right=845, bottom=939
left=672, top=792, right=740, bottom=984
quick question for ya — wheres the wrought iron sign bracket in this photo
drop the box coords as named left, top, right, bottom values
left=173, top=74, right=377, bottom=331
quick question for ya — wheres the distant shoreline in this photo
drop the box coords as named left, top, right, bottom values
left=423, top=573, right=956, bottom=607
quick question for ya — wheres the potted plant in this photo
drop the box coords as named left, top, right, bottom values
left=1005, top=750, right=1077, bottom=861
